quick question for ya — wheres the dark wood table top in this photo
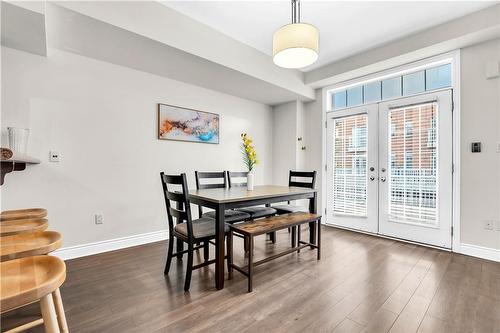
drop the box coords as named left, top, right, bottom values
left=189, top=185, right=316, bottom=204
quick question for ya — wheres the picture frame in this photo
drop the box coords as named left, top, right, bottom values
left=157, top=103, right=220, bottom=144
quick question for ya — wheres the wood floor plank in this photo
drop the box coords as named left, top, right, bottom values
left=1, top=227, right=498, bottom=333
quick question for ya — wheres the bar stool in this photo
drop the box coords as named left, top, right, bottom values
left=1, top=231, right=63, bottom=261
left=1, top=256, right=69, bottom=333
left=0, top=218, right=48, bottom=237
left=0, top=208, right=48, bottom=222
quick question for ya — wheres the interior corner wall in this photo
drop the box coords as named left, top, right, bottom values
left=0, top=46, right=274, bottom=248
left=272, top=101, right=297, bottom=185
left=304, top=89, right=324, bottom=214
left=460, top=38, right=500, bottom=250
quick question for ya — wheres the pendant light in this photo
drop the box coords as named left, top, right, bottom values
left=272, top=0, right=319, bottom=69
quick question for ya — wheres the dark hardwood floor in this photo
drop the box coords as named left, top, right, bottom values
left=2, top=226, right=499, bottom=332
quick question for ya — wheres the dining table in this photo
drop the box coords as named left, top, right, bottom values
left=188, top=185, right=317, bottom=290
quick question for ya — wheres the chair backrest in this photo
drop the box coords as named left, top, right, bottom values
left=195, top=171, right=227, bottom=190
left=195, top=171, right=226, bottom=216
left=160, top=173, right=194, bottom=240
left=227, top=171, right=248, bottom=188
left=288, top=171, right=316, bottom=189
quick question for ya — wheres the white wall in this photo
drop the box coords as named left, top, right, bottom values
left=0, top=47, right=273, bottom=248
left=304, top=90, right=324, bottom=214
left=272, top=101, right=297, bottom=185
left=460, top=38, right=500, bottom=249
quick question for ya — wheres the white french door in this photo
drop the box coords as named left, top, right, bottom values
left=327, top=90, right=453, bottom=248
left=326, top=104, right=379, bottom=233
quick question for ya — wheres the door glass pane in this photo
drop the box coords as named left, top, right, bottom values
left=332, top=115, right=368, bottom=216
left=388, top=102, right=438, bottom=225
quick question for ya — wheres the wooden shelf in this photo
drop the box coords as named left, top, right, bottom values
left=1, top=148, right=41, bottom=185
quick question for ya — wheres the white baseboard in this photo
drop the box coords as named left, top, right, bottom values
left=459, top=243, right=500, bottom=262
left=52, top=230, right=168, bottom=260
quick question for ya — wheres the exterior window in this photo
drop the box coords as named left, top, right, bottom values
left=427, top=117, right=436, bottom=148
left=405, top=152, right=413, bottom=168
left=390, top=123, right=397, bottom=137
left=405, top=122, right=413, bottom=136
left=349, top=127, right=367, bottom=150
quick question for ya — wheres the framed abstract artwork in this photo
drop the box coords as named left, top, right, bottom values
left=157, top=103, right=220, bottom=144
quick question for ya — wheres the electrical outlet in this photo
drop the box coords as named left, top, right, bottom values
left=94, top=214, right=103, bottom=225
left=484, top=220, right=494, bottom=230
left=49, top=151, right=60, bottom=162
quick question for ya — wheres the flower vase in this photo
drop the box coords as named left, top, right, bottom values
left=247, top=171, right=255, bottom=191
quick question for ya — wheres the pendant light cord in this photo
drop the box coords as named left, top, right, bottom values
left=291, top=0, right=301, bottom=23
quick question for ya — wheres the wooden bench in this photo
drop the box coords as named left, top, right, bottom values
left=228, top=211, right=321, bottom=292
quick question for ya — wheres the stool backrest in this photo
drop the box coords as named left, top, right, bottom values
left=289, top=171, right=316, bottom=189
left=160, top=173, right=194, bottom=241
left=195, top=171, right=226, bottom=216
left=227, top=171, right=248, bottom=188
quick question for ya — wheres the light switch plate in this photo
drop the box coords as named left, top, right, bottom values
left=49, top=151, right=60, bottom=162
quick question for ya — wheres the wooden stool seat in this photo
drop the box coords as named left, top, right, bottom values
left=1, top=208, right=48, bottom=222
left=1, top=256, right=66, bottom=311
left=1, top=231, right=62, bottom=261
left=0, top=218, right=48, bottom=237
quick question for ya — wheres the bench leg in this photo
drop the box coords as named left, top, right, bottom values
left=227, top=232, right=233, bottom=278
left=317, top=218, right=321, bottom=260
left=297, top=225, right=301, bottom=253
left=291, top=226, right=296, bottom=248
left=309, top=221, right=316, bottom=249
left=270, top=231, right=276, bottom=244
left=248, top=236, right=254, bottom=293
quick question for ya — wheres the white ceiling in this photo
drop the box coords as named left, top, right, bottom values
left=163, top=1, right=497, bottom=71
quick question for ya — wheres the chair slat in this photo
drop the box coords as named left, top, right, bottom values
left=198, top=183, right=226, bottom=189
left=196, top=172, right=225, bottom=179
left=289, top=182, right=313, bottom=188
left=169, top=207, right=187, bottom=221
left=162, top=174, right=184, bottom=185
left=166, top=191, right=184, bottom=202
left=290, top=171, right=316, bottom=178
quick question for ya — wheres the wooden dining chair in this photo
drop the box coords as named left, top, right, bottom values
left=195, top=171, right=250, bottom=223
left=273, top=170, right=317, bottom=246
left=227, top=171, right=277, bottom=219
left=1, top=256, right=69, bottom=333
left=160, top=172, right=232, bottom=291
left=273, top=171, right=317, bottom=214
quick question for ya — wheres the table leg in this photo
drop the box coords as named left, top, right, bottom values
left=309, top=192, right=317, bottom=248
left=215, top=203, right=226, bottom=290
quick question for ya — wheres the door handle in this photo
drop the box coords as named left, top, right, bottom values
left=369, top=176, right=375, bottom=181
left=380, top=177, right=386, bottom=182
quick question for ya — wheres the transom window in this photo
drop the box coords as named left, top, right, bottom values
left=330, top=63, right=451, bottom=110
